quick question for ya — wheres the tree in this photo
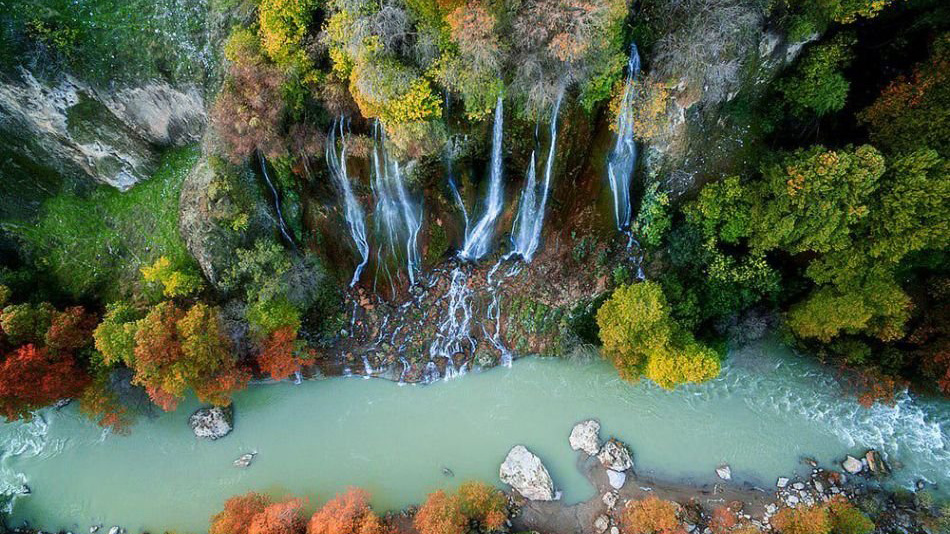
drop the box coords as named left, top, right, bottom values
left=0, top=344, right=90, bottom=420
left=141, top=256, right=203, bottom=299
left=596, top=282, right=721, bottom=388
left=633, top=183, right=672, bottom=248
left=779, top=36, right=854, bottom=117
left=684, top=176, right=753, bottom=244
left=415, top=482, right=507, bottom=534
left=750, top=145, right=885, bottom=255
left=45, top=306, right=97, bottom=353
left=308, top=488, right=388, bottom=534
left=771, top=504, right=831, bottom=534
left=0, top=302, right=53, bottom=346
left=828, top=497, right=874, bottom=534
left=248, top=498, right=306, bottom=534
left=859, top=34, right=949, bottom=156
left=258, top=326, right=314, bottom=381
left=414, top=490, right=466, bottom=534
left=93, top=302, right=141, bottom=367
left=212, top=493, right=272, bottom=534
left=258, top=0, right=320, bottom=75
left=622, top=496, right=686, bottom=534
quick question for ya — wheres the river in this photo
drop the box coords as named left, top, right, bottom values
left=1, top=339, right=947, bottom=532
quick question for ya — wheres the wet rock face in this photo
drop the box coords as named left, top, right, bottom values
left=499, top=445, right=558, bottom=501
left=189, top=405, right=233, bottom=440
left=0, top=69, right=205, bottom=190
left=569, top=419, right=601, bottom=456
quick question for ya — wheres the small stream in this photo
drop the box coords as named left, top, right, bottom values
left=1, top=339, right=947, bottom=532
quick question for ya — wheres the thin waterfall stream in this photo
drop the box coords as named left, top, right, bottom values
left=326, top=117, right=370, bottom=287
left=606, top=43, right=641, bottom=233
left=257, top=152, right=296, bottom=249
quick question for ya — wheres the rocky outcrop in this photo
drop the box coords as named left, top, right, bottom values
left=189, top=405, right=233, bottom=440
left=0, top=69, right=205, bottom=191
left=499, top=445, right=558, bottom=501
left=597, top=438, right=633, bottom=472
left=569, top=419, right=601, bottom=456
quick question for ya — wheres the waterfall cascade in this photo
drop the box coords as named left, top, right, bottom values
left=459, top=96, right=505, bottom=261
left=326, top=117, right=370, bottom=287
left=371, top=121, right=423, bottom=286
left=606, top=44, right=641, bottom=232
left=510, top=90, right=564, bottom=262
left=258, top=153, right=296, bottom=249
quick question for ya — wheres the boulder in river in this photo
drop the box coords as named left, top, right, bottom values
left=499, top=445, right=558, bottom=501
left=842, top=455, right=863, bottom=474
left=569, top=419, right=601, bottom=455
left=189, top=405, right=233, bottom=440
left=865, top=450, right=890, bottom=476
left=597, top=438, right=633, bottom=472
left=607, top=469, right=626, bottom=489
left=233, top=452, right=256, bottom=468
left=716, top=464, right=732, bottom=480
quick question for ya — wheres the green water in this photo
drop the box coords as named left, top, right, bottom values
left=2, top=340, right=947, bottom=532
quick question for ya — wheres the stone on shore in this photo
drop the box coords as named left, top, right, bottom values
left=865, top=450, right=889, bottom=476
left=842, top=456, right=863, bottom=474
left=716, top=464, right=732, bottom=480
left=569, top=419, right=601, bottom=455
left=603, top=491, right=618, bottom=510
left=189, top=405, right=233, bottom=440
left=594, top=515, right=610, bottom=534
left=598, top=438, right=633, bottom=472
left=499, top=445, right=557, bottom=501
left=607, top=469, right=627, bottom=489
left=776, top=477, right=789, bottom=488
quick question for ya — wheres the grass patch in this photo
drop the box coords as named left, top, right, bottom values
left=11, top=145, right=200, bottom=302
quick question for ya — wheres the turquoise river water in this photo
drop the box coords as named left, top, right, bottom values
left=1, top=339, right=947, bottom=532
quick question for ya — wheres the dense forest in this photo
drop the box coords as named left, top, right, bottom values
left=0, top=0, right=946, bottom=432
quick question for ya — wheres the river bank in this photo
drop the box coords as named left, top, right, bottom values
left=0, top=340, right=945, bottom=533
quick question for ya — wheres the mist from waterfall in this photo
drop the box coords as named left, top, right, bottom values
left=371, top=121, right=422, bottom=286
left=459, top=96, right=505, bottom=261
left=326, top=117, right=370, bottom=287
left=510, top=90, right=564, bottom=262
left=606, top=44, right=641, bottom=232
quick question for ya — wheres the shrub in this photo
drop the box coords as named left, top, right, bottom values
left=634, top=183, right=672, bottom=248
left=258, top=326, right=314, bottom=381
left=258, top=0, right=320, bottom=75
left=141, top=256, right=203, bottom=299
left=622, top=496, right=686, bottom=534
left=0, top=302, right=53, bottom=346
left=307, top=488, right=387, bottom=534
left=771, top=504, right=831, bottom=534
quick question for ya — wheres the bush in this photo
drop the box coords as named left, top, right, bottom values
left=622, top=496, right=685, bottom=534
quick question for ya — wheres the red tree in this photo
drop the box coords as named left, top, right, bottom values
left=258, top=327, right=314, bottom=381
left=212, top=493, right=272, bottom=534
left=248, top=498, right=306, bottom=534
left=0, top=344, right=90, bottom=420
left=45, top=306, right=97, bottom=352
left=308, top=488, right=388, bottom=534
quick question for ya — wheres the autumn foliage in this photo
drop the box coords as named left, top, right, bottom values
left=415, top=481, right=508, bottom=534
left=258, top=326, right=315, bottom=381
left=212, top=493, right=305, bottom=534
left=622, top=496, right=686, bottom=534
left=0, top=344, right=90, bottom=420
left=307, top=488, right=388, bottom=534
left=772, top=498, right=873, bottom=534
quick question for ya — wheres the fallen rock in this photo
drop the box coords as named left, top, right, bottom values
left=189, top=405, right=233, bottom=440
left=499, top=445, right=557, bottom=501
left=603, top=491, right=618, bottom=510
left=594, top=515, right=610, bottom=534
left=842, top=455, right=863, bottom=474
left=776, top=477, right=789, bottom=488
left=569, top=419, right=601, bottom=455
left=233, top=452, right=256, bottom=468
left=597, top=438, right=633, bottom=472
left=716, top=464, right=732, bottom=480
left=607, top=469, right=627, bottom=489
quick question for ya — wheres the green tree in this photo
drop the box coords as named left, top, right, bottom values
left=779, top=35, right=854, bottom=117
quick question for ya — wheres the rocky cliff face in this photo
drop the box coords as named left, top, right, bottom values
left=0, top=68, right=206, bottom=191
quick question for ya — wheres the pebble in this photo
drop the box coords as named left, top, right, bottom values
left=776, top=477, right=789, bottom=488
left=90, top=526, right=101, bottom=533
left=792, top=482, right=805, bottom=490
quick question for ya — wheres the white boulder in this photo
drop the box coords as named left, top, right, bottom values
left=569, top=419, right=601, bottom=455
left=607, top=469, right=627, bottom=489
left=189, top=405, right=233, bottom=440
left=233, top=452, right=256, bottom=468
left=603, top=492, right=618, bottom=510
left=842, top=456, right=863, bottom=474
left=499, top=445, right=557, bottom=501
left=776, top=477, right=789, bottom=488
left=716, top=464, right=732, bottom=480
left=594, top=515, right=610, bottom=534
left=598, top=438, right=633, bottom=471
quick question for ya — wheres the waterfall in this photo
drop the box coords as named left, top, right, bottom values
left=371, top=121, right=423, bottom=286
left=258, top=153, right=296, bottom=249
left=606, top=44, right=641, bottom=232
left=510, top=90, right=564, bottom=262
left=428, top=266, right=476, bottom=376
left=459, top=96, right=505, bottom=261
left=326, top=117, right=370, bottom=287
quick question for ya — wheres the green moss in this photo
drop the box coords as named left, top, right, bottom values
left=425, top=221, right=449, bottom=266
left=11, top=145, right=201, bottom=301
